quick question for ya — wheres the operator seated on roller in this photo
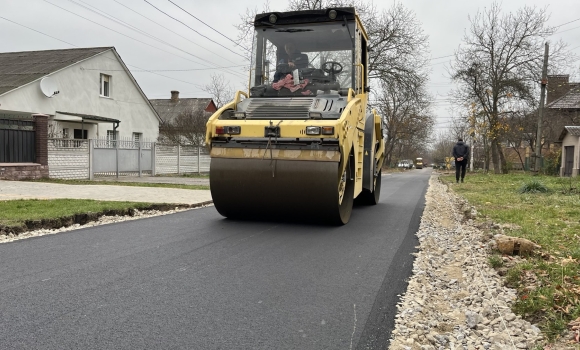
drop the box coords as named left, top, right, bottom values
left=273, top=42, right=309, bottom=82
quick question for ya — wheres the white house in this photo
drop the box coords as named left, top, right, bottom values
left=0, top=47, right=160, bottom=142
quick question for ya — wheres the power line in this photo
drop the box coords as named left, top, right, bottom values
left=554, top=24, right=580, bottom=35
left=429, top=54, right=454, bottom=61
left=42, top=0, right=247, bottom=80
left=0, top=15, right=206, bottom=88
left=428, top=60, right=451, bottom=67
left=112, top=0, right=240, bottom=66
left=167, top=0, right=250, bottom=53
left=65, top=0, right=247, bottom=80
left=554, top=17, right=580, bottom=29
left=144, top=0, right=248, bottom=60
left=0, top=16, right=77, bottom=47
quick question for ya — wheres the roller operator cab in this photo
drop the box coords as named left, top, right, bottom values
left=205, top=7, right=385, bottom=224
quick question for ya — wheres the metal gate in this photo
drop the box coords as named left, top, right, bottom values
left=563, top=146, right=574, bottom=177
left=0, top=118, right=36, bottom=163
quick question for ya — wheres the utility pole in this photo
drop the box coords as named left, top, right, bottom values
left=535, top=42, right=549, bottom=173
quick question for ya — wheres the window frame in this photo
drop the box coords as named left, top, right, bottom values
left=107, top=130, right=118, bottom=147
left=132, top=132, right=143, bottom=147
left=100, top=73, right=112, bottom=98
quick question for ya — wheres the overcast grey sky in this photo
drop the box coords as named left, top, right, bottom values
left=1, top=0, right=579, bottom=132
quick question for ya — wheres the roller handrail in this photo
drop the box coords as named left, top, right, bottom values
left=234, top=90, right=248, bottom=107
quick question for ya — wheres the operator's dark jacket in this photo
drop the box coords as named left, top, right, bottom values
left=277, top=50, right=309, bottom=69
left=452, top=141, right=470, bottom=161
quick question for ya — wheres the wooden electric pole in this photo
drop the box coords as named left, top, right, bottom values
left=535, top=42, right=549, bottom=173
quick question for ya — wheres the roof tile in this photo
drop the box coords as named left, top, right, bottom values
left=149, top=98, right=213, bottom=123
left=0, top=47, right=112, bottom=95
left=547, top=85, right=580, bottom=109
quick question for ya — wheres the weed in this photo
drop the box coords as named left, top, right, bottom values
left=488, top=254, right=504, bottom=268
left=519, top=180, right=549, bottom=194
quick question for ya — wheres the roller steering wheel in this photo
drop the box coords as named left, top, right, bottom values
left=322, top=61, right=343, bottom=75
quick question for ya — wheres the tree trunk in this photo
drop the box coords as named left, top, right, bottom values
left=491, top=138, right=500, bottom=174
left=497, top=142, right=508, bottom=174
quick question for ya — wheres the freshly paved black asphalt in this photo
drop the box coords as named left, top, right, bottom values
left=0, top=169, right=430, bottom=350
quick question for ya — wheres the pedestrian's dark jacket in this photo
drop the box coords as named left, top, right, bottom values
left=452, top=141, right=470, bottom=161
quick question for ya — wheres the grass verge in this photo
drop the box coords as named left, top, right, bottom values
left=0, top=199, right=202, bottom=235
left=31, top=178, right=210, bottom=190
left=441, top=172, right=580, bottom=341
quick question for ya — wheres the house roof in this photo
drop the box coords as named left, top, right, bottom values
left=0, top=47, right=112, bottom=95
left=149, top=98, right=215, bottom=124
left=558, top=126, right=580, bottom=141
left=0, top=47, right=161, bottom=123
left=547, top=84, right=580, bottom=110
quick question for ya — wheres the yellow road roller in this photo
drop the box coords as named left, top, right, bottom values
left=205, top=7, right=385, bottom=224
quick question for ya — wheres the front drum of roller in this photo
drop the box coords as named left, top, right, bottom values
left=209, top=158, right=353, bottom=224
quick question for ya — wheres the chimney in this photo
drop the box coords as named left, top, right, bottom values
left=170, top=90, right=179, bottom=102
left=547, top=75, right=570, bottom=104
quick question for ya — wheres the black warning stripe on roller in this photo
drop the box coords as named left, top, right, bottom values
left=210, top=158, right=343, bottom=223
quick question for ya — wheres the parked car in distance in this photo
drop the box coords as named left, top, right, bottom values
left=397, top=159, right=414, bottom=169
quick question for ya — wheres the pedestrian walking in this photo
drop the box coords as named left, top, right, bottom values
left=452, top=138, right=470, bottom=183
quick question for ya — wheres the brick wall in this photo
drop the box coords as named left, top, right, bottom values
left=47, top=139, right=90, bottom=179
left=33, top=114, right=48, bottom=166
left=0, top=164, right=49, bottom=180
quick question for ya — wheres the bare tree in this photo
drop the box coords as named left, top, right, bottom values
left=158, top=107, right=209, bottom=146
left=374, top=79, right=433, bottom=166
left=450, top=2, right=570, bottom=174
left=203, top=73, right=234, bottom=109
left=430, top=131, right=456, bottom=165
left=235, top=1, right=271, bottom=62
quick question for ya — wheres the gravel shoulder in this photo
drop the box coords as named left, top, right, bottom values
left=388, top=174, right=552, bottom=350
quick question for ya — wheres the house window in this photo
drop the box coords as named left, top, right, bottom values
left=107, top=130, right=118, bottom=147
left=73, top=129, right=88, bottom=139
left=62, top=128, right=69, bottom=138
left=100, top=74, right=111, bottom=97
left=133, top=132, right=142, bottom=144
left=107, top=130, right=118, bottom=140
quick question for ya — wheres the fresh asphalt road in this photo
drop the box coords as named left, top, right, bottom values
left=0, top=169, right=431, bottom=350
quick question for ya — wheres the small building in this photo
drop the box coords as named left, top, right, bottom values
left=546, top=75, right=580, bottom=177
left=558, top=126, right=580, bottom=177
left=149, top=91, right=217, bottom=124
left=0, top=47, right=160, bottom=142
left=546, top=75, right=580, bottom=142
left=150, top=91, right=217, bottom=145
